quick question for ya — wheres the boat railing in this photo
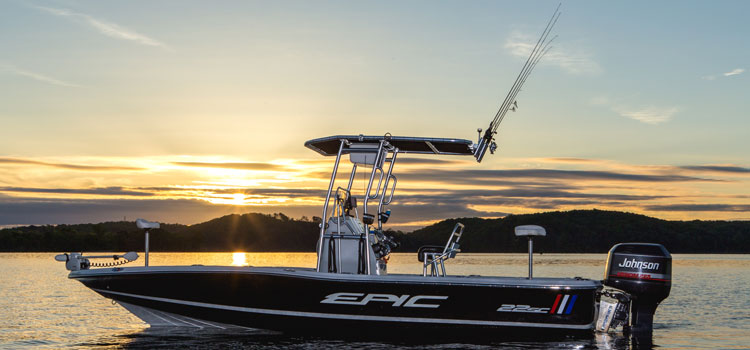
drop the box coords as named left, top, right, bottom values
left=362, top=140, right=387, bottom=228
left=376, top=149, right=399, bottom=230
left=316, top=139, right=347, bottom=272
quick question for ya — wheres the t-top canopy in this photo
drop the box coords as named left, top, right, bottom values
left=305, top=135, right=475, bottom=156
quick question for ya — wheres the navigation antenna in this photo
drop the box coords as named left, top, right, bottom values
left=474, top=5, right=561, bottom=163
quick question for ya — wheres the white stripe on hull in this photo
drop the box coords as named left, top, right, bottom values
left=116, top=300, right=252, bottom=329
left=557, top=294, right=570, bottom=314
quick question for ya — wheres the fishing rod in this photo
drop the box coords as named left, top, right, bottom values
left=492, top=9, right=559, bottom=132
left=474, top=5, right=561, bottom=162
left=488, top=7, right=559, bottom=137
left=494, top=34, right=556, bottom=132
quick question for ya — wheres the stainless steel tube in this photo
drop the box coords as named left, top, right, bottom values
left=316, top=139, right=346, bottom=272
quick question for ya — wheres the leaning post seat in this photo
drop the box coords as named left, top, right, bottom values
left=419, top=223, right=465, bottom=277
left=417, top=246, right=444, bottom=263
left=135, top=218, right=160, bottom=267
left=514, top=225, right=546, bottom=279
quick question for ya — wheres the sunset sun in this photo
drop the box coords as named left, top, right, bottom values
left=230, top=193, right=245, bottom=205
left=231, top=252, right=248, bottom=266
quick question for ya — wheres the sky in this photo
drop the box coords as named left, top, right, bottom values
left=1, top=0, right=748, bottom=230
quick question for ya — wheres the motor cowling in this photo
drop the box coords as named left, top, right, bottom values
left=603, top=243, right=671, bottom=334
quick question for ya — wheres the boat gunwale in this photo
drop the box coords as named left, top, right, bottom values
left=69, top=265, right=602, bottom=289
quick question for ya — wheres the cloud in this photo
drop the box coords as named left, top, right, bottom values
left=0, top=157, right=143, bottom=171
left=615, top=106, right=678, bottom=125
left=0, top=196, right=506, bottom=230
left=0, top=186, right=153, bottom=197
left=387, top=204, right=509, bottom=227
left=702, top=68, right=745, bottom=80
left=1, top=153, right=745, bottom=227
left=679, top=165, right=750, bottom=174
left=35, top=6, right=168, bottom=49
left=0, top=62, right=80, bottom=87
left=213, top=188, right=325, bottom=197
left=448, top=188, right=666, bottom=201
left=0, top=181, right=745, bottom=229
left=723, top=68, right=745, bottom=77
left=644, top=204, right=750, bottom=212
left=541, top=157, right=599, bottom=164
left=173, top=161, right=287, bottom=171
left=395, top=158, right=468, bottom=166
left=399, top=168, right=719, bottom=184
left=0, top=198, right=242, bottom=226
left=505, top=31, right=601, bottom=74
left=137, top=185, right=659, bottom=205
left=395, top=189, right=660, bottom=204
left=592, top=95, right=679, bottom=125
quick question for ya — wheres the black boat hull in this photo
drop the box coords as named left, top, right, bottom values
left=71, top=266, right=601, bottom=337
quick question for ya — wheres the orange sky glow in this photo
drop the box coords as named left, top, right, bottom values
left=1, top=153, right=747, bottom=230
left=1, top=1, right=748, bottom=230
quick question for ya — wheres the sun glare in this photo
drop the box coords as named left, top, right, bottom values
left=232, top=252, right=248, bottom=266
left=231, top=193, right=245, bottom=204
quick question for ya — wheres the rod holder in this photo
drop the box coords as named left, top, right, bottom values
left=514, top=225, right=546, bottom=279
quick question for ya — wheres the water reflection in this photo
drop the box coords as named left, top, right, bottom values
left=2, top=253, right=749, bottom=349
left=111, top=327, right=648, bottom=350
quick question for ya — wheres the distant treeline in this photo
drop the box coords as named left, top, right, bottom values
left=394, top=210, right=750, bottom=254
left=0, top=213, right=319, bottom=253
left=1, top=210, right=748, bottom=253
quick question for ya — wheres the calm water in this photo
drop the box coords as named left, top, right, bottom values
left=1, top=253, right=748, bottom=349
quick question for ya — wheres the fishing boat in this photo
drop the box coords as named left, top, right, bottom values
left=55, top=7, right=672, bottom=339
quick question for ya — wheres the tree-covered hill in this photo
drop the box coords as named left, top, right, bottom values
left=1, top=210, right=748, bottom=253
left=0, top=213, right=319, bottom=252
left=394, top=210, right=750, bottom=254
left=161, top=213, right=320, bottom=252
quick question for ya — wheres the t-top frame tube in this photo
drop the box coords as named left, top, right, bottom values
left=316, top=139, right=347, bottom=272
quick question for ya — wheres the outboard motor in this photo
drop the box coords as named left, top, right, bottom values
left=602, top=243, right=671, bottom=335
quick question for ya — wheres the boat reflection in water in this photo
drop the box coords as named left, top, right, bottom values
left=108, top=324, right=655, bottom=349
